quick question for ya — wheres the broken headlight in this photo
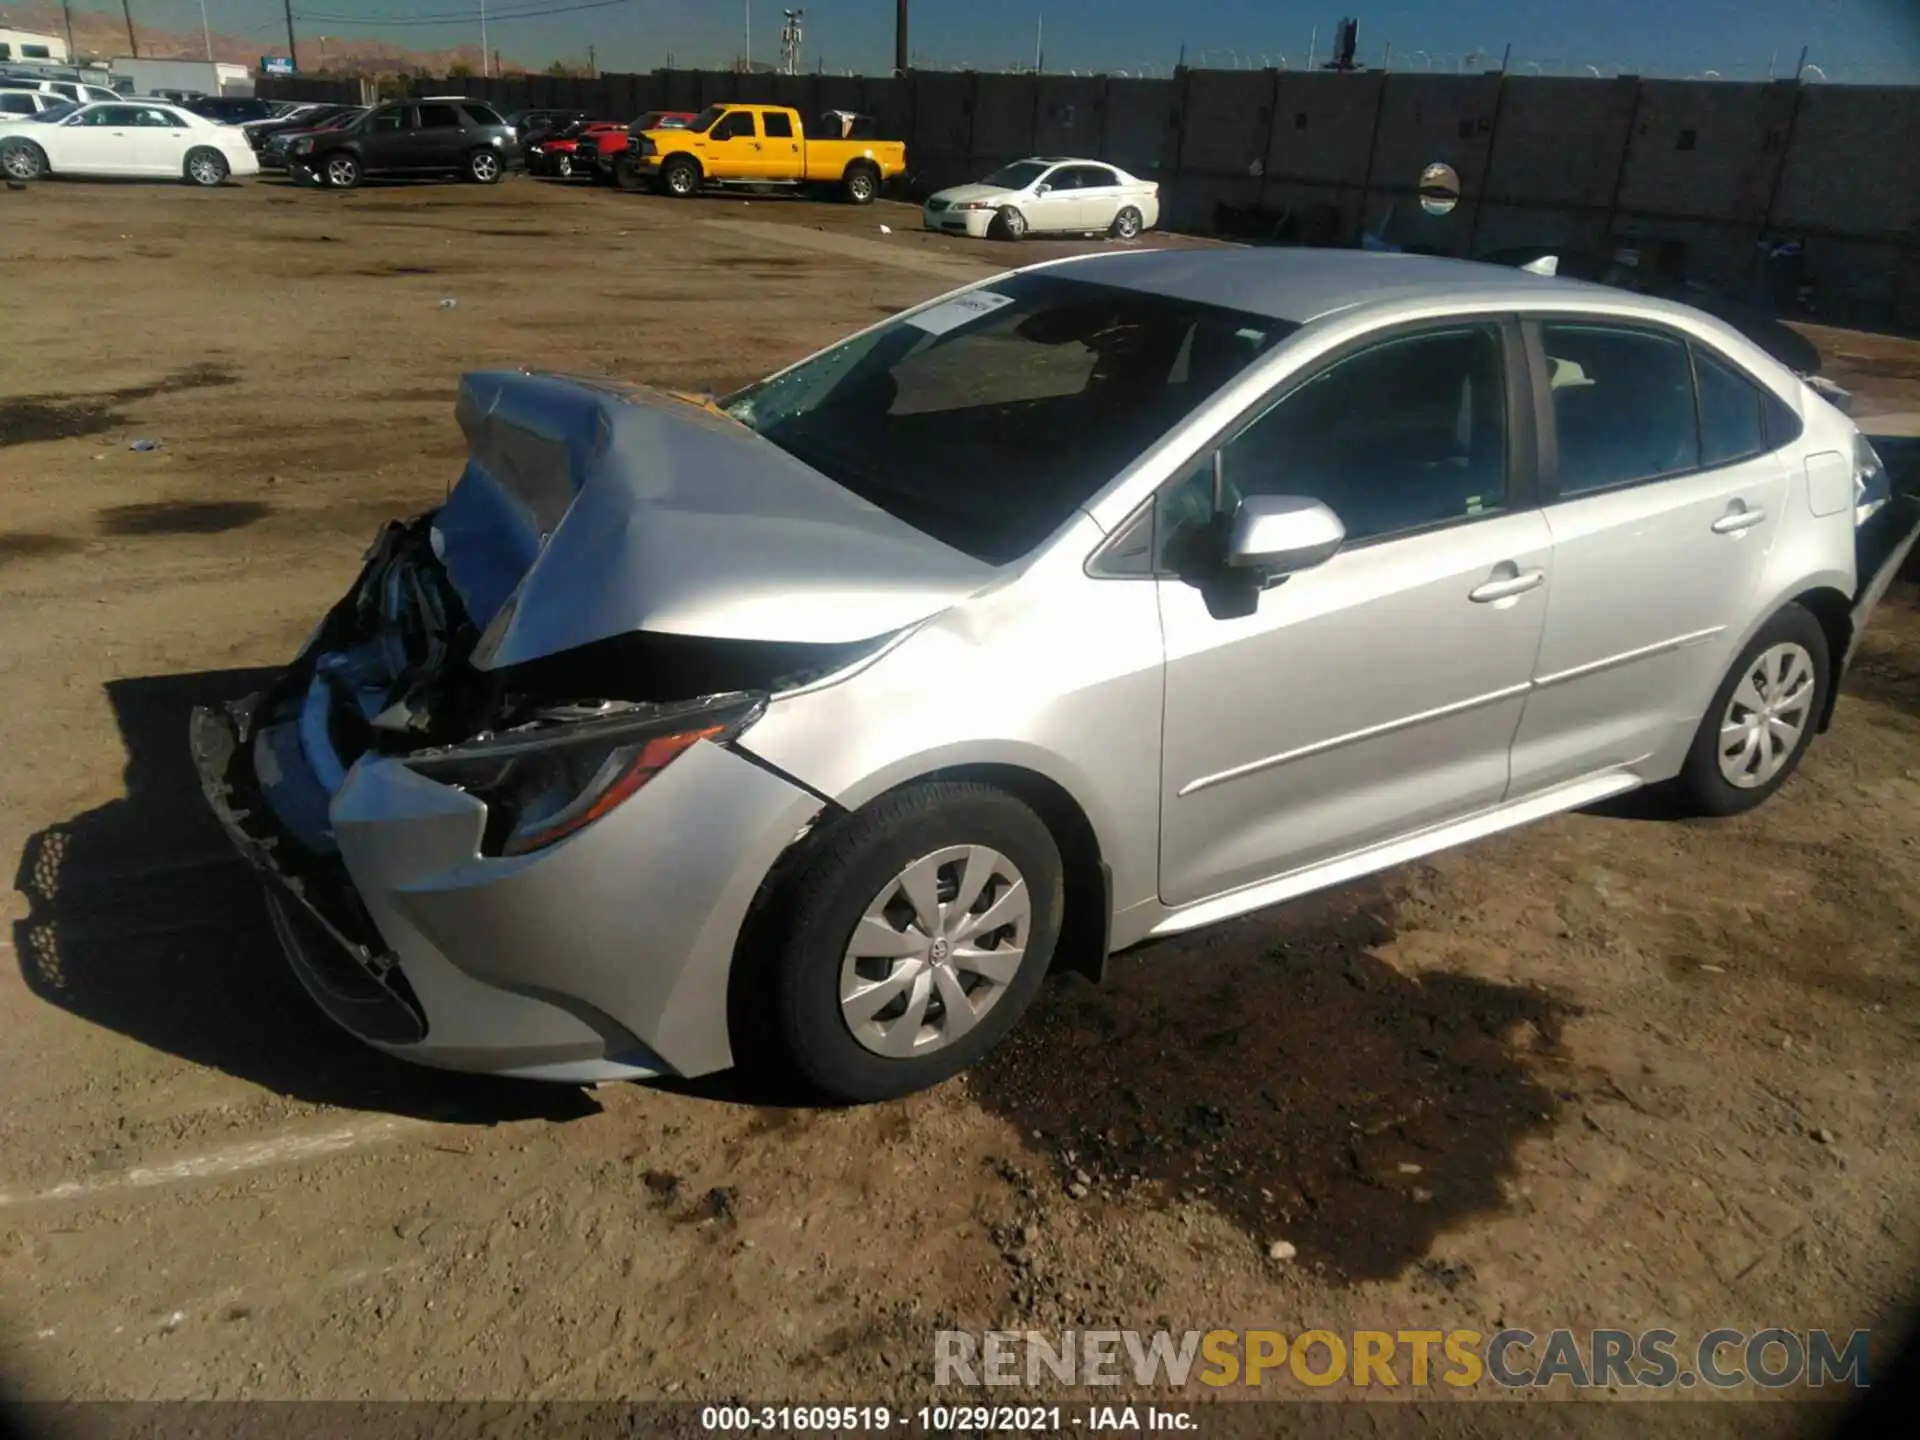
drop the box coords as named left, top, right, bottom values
left=403, top=693, right=764, bottom=856
left=1855, top=433, right=1890, bottom=528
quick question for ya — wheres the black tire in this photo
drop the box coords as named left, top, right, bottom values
left=768, top=781, right=1064, bottom=1103
left=553, top=153, right=572, bottom=178
left=613, top=155, right=647, bottom=191
left=660, top=155, right=700, bottom=198
left=319, top=151, right=360, bottom=190
left=1109, top=205, right=1144, bottom=240
left=990, top=205, right=1027, bottom=240
left=1, top=138, right=47, bottom=183
left=842, top=164, right=879, bottom=204
left=466, top=147, right=504, bottom=184
left=1668, top=603, right=1830, bottom=817
left=183, top=146, right=229, bottom=187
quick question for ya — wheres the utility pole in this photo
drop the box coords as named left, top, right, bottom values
left=121, top=0, right=139, bottom=56
left=197, top=0, right=212, bottom=60
left=283, top=0, right=299, bottom=69
left=588, top=43, right=596, bottom=77
left=895, top=0, right=908, bottom=75
left=1034, top=12, right=1043, bottom=74
left=60, top=1, right=76, bottom=61
left=745, top=0, right=752, bottom=71
left=481, top=0, right=490, bottom=78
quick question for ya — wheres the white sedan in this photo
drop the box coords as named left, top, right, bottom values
left=923, top=157, right=1160, bottom=241
left=0, top=100, right=259, bottom=185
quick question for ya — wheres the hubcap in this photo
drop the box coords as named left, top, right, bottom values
left=671, top=169, right=692, bottom=193
left=3, top=147, right=34, bottom=179
left=1118, top=212, right=1139, bottom=236
left=852, top=175, right=872, bottom=198
left=474, top=154, right=498, bottom=179
left=327, top=157, right=355, bottom=185
left=838, top=845, right=1031, bottom=1059
left=191, top=156, right=219, bottom=183
left=1717, top=641, right=1815, bottom=788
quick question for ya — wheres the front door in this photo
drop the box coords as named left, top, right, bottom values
left=696, top=106, right=760, bottom=176
left=60, top=104, right=142, bottom=175
left=1508, top=322, right=1793, bottom=795
left=1024, top=165, right=1081, bottom=232
left=1157, top=320, right=1549, bottom=906
left=356, top=104, right=410, bottom=170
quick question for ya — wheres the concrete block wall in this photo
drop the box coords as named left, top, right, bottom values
left=264, top=64, right=1917, bottom=328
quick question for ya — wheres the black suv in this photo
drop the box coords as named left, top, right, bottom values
left=287, top=98, right=521, bottom=189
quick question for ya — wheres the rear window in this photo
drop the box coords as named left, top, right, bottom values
left=464, top=103, right=505, bottom=128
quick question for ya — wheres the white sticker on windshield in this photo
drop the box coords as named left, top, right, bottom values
left=905, top=289, right=1015, bottom=336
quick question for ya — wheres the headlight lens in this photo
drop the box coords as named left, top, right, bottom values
left=291, top=137, right=313, bottom=154
left=403, top=694, right=764, bottom=857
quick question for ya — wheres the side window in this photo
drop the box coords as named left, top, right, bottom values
left=92, top=105, right=141, bottom=126
left=463, top=104, right=505, bottom=127
left=1159, top=325, right=1508, bottom=560
left=761, top=110, right=793, bottom=138
left=369, top=107, right=405, bottom=132
left=1042, top=167, right=1078, bottom=191
left=712, top=110, right=757, bottom=140
left=417, top=104, right=462, bottom=129
left=0, top=94, right=32, bottom=115
left=1076, top=166, right=1120, bottom=188
left=1693, top=345, right=1769, bottom=467
left=1541, top=323, right=1698, bottom=495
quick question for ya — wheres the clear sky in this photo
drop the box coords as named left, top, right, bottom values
left=100, top=0, right=1920, bottom=80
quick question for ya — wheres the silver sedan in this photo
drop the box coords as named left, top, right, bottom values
left=192, top=250, right=1918, bottom=1102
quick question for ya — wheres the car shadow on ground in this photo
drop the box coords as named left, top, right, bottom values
left=10, top=667, right=596, bottom=1125
left=969, top=882, right=1578, bottom=1285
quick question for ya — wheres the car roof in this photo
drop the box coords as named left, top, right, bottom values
left=1032, top=247, right=1651, bottom=326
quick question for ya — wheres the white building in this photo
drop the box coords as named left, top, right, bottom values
left=0, top=28, right=68, bottom=65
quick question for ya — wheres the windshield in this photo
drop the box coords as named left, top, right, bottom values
left=980, top=160, right=1050, bottom=190
left=721, top=273, right=1297, bottom=564
left=688, top=105, right=725, bottom=134
left=27, top=101, right=77, bottom=123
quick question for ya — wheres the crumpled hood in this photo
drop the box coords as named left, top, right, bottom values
left=433, top=371, right=995, bottom=670
left=930, top=182, right=1026, bottom=206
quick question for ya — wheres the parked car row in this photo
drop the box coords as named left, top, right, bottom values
left=0, top=86, right=1161, bottom=245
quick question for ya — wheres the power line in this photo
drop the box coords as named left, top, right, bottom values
left=293, top=0, right=634, bottom=26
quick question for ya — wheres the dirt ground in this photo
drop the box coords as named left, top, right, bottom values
left=1, top=173, right=1918, bottom=1424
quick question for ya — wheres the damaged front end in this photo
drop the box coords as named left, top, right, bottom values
left=188, top=369, right=983, bottom=1074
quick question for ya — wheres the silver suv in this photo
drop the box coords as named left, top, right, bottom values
left=192, top=250, right=1918, bottom=1102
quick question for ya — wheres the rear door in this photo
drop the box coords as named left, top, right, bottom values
left=1507, top=319, right=1793, bottom=795
left=133, top=104, right=193, bottom=177
left=757, top=107, right=803, bottom=179
left=413, top=102, right=469, bottom=169
left=1064, top=163, right=1124, bottom=230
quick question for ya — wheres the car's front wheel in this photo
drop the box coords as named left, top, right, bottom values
left=1670, top=602, right=1830, bottom=816
left=466, top=148, right=503, bottom=183
left=767, top=781, right=1063, bottom=1103
left=991, top=205, right=1027, bottom=240
left=1, top=138, right=47, bottom=182
left=184, top=147, right=229, bottom=187
left=553, top=153, right=572, bottom=178
left=321, top=152, right=360, bottom=189
left=661, top=155, right=701, bottom=197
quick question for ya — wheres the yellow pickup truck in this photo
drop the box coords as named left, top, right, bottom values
left=620, top=103, right=907, bottom=204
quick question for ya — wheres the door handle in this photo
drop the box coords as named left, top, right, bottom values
left=1468, top=567, right=1546, bottom=603
left=1711, top=503, right=1766, bottom=535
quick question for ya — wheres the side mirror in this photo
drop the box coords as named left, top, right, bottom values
left=1226, top=495, right=1345, bottom=577
left=1034, top=182, right=1051, bottom=195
